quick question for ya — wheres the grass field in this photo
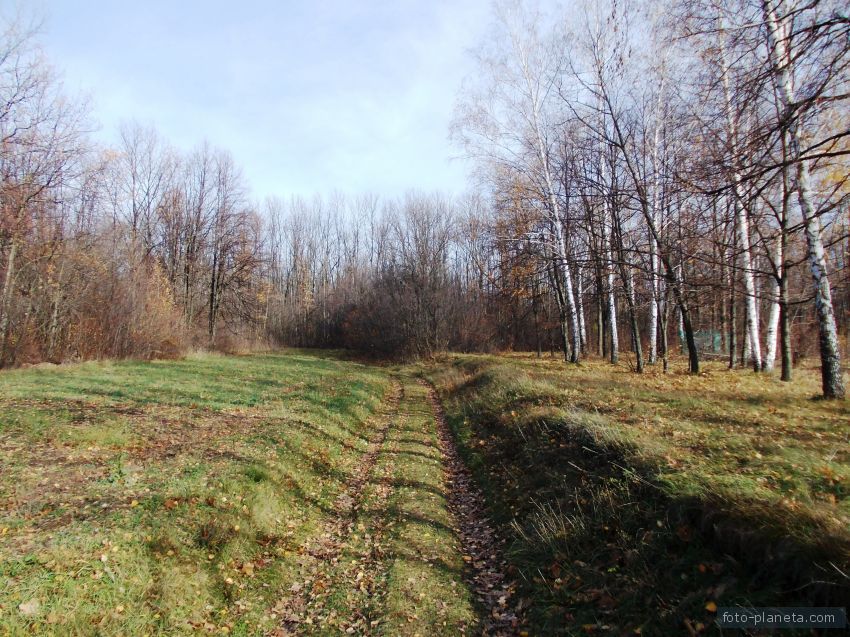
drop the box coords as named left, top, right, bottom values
left=422, top=354, right=850, bottom=635
left=3, top=350, right=849, bottom=636
left=0, top=351, right=475, bottom=636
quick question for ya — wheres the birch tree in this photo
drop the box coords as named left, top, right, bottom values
left=717, top=14, right=763, bottom=371
left=759, top=0, right=847, bottom=397
left=453, top=0, right=582, bottom=362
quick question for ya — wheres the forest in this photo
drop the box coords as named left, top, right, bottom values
left=1, top=0, right=849, bottom=635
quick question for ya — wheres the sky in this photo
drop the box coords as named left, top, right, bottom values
left=33, top=0, right=491, bottom=202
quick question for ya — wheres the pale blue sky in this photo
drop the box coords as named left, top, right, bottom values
left=35, top=0, right=490, bottom=201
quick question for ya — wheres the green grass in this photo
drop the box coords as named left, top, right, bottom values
left=0, top=352, right=481, bottom=636
left=371, top=381, right=475, bottom=635
left=0, top=350, right=392, bottom=636
left=7, top=347, right=846, bottom=635
left=420, top=353, right=850, bottom=636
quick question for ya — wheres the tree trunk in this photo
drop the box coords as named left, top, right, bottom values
left=526, top=73, right=581, bottom=363
left=208, top=250, right=219, bottom=343
left=612, top=199, right=643, bottom=372
left=0, top=239, right=19, bottom=366
left=47, top=260, right=66, bottom=362
left=624, top=266, right=644, bottom=372
left=660, top=286, right=670, bottom=373
left=576, top=268, right=587, bottom=354
left=534, top=304, right=542, bottom=358
left=648, top=91, right=662, bottom=365
left=596, top=266, right=605, bottom=358
left=719, top=30, right=762, bottom=371
left=763, top=235, right=782, bottom=371
left=547, top=250, right=571, bottom=363
left=676, top=288, right=700, bottom=374
left=797, top=159, right=844, bottom=398
left=602, top=199, right=619, bottom=364
left=554, top=217, right=581, bottom=363
left=728, top=236, right=738, bottom=369
left=780, top=268, right=792, bottom=382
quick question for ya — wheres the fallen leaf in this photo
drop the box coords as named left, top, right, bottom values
left=19, top=599, right=41, bottom=617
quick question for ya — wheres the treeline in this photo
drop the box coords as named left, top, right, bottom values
left=0, top=14, right=492, bottom=365
left=0, top=18, right=265, bottom=364
left=274, top=0, right=850, bottom=399
left=3, top=1, right=850, bottom=400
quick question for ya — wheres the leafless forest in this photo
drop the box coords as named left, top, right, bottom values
left=1, top=0, right=849, bottom=397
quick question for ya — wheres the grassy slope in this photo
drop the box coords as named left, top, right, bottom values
left=422, top=354, right=850, bottom=636
left=0, top=351, right=392, bottom=635
left=5, top=348, right=846, bottom=635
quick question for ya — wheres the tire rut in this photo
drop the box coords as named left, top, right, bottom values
left=269, top=380, right=402, bottom=636
left=325, top=411, right=399, bottom=634
left=421, top=379, right=523, bottom=636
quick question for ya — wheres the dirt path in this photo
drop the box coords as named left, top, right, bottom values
left=268, top=376, right=520, bottom=636
left=423, top=380, right=522, bottom=637
left=270, top=381, right=402, bottom=635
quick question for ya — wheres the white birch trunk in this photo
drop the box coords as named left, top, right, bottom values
left=601, top=158, right=619, bottom=363
left=762, top=0, right=844, bottom=397
left=719, top=25, right=762, bottom=371
left=648, top=141, right=660, bottom=365
left=550, top=200, right=581, bottom=362
left=576, top=267, right=587, bottom=352
left=764, top=235, right=782, bottom=371
left=648, top=74, right=665, bottom=365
